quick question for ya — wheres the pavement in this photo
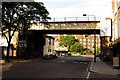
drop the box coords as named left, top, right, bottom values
left=1, top=59, right=31, bottom=71
left=89, top=57, right=120, bottom=75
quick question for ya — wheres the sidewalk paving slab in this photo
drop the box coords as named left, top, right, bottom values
left=1, top=59, right=31, bottom=71
left=89, top=57, right=120, bottom=75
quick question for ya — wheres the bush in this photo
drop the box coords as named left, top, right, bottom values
left=68, top=53, right=71, bottom=56
left=70, top=42, right=83, bottom=52
left=81, top=51, right=86, bottom=55
left=80, top=49, right=94, bottom=55
left=68, top=52, right=77, bottom=54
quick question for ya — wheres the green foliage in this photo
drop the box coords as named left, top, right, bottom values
left=96, top=44, right=101, bottom=53
left=59, top=35, right=76, bottom=51
left=70, top=42, right=83, bottom=52
left=2, top=2, right=50, bottom=61
left=81, top=51, right=86, bottom=55
left=2, top=2, right=50, bottom=33
left=68, top=52, right=77, bottom=54
left=85, top=49, right=92, bottom=53
left=80, top=49, right=93, bottom=55
left=59, top=35, right=84, bottom=53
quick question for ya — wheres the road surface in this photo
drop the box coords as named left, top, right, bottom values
left=2, top=56, right=119, bottom=79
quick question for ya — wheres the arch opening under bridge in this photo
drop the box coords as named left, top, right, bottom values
left=23, top=20, right=101, bottom=59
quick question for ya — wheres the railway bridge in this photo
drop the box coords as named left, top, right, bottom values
left=19, top=17, right=112, bottom=61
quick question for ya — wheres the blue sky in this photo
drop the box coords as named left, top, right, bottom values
left=35, top=0, right=112, bottom=18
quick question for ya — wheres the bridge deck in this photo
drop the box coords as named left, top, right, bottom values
left=28, top=29, right=100, bottom=34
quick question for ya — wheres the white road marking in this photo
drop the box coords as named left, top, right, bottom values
left=87, top=72, right=90, bottom=79
left=87, top=61, right=91, bottom=71
left=86, top=60, right=91, bottom=79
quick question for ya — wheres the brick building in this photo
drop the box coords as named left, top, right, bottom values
left=75, top=35, right=100, bottom=51
left=54, top=34, right=100, bottom=53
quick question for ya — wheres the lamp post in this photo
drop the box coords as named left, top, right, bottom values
left=83, top=14, right=96, bottom=62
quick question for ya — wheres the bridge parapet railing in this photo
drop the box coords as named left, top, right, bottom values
left=48, top=17, right=102, bottom=22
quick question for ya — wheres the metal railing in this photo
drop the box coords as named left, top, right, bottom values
left=48, top=17, right=102, bottom=22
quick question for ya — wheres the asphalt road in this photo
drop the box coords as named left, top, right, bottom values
left=2, top=56, right=91, bottom=79
left=2, top=56, right=119, bottom=79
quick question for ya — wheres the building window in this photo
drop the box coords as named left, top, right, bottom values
left=96, top=39, right=97, bottom=42
left=83, top=39, right=86, bottom=41
left=83, top=42, right=86, bottom=45
left=92, top=43, right=94, bottom=47
left=48, top=49, right=51, bottom=52
left=88, top=39, right=90, bottom=42
left=48, top=39, right=51, bottom=45
left=92, top=39, right=94, bottom=42
left=79, top=39, right=82, bottom=41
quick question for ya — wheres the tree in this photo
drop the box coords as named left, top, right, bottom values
left=2, top=2, right=50, bottom=61
left=59, top=35, right=77, bottom=51
left=70, top=42, right=83, bottom=52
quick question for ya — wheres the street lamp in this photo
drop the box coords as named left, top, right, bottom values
left=83, top=14, right=96, bottom=62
